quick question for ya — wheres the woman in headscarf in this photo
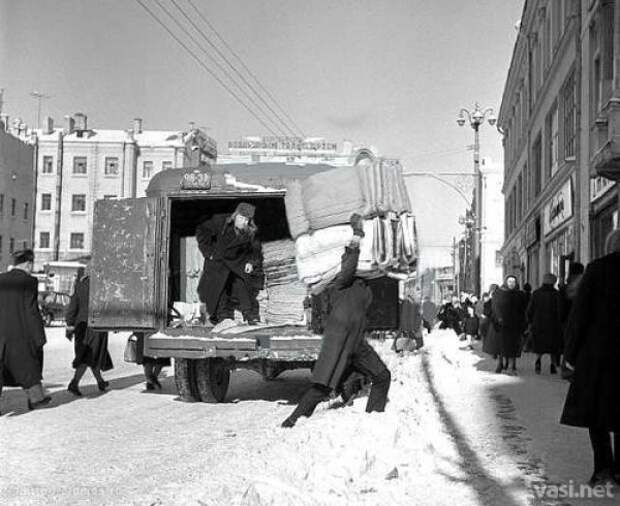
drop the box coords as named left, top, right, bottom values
left=196, top=202, right=262, bottom=325
left=492, top=275, right=527, bottom=373
left=560, top=229, right=620, bottom=486
left=66, top=265, right=113, bottom=395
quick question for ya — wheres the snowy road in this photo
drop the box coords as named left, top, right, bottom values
left=0, top=327, right=617, bottom=505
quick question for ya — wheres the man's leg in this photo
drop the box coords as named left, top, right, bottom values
left=350, top=340, right=391, bottom=413
left=231, top=275, right=254, bottom=322
left=589, top=427, right=614, bottom=479
left=282, top=384, right=331, bottom=427
left=215, top=275, right=235, bottom=322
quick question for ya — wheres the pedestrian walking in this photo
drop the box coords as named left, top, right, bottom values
left=476, top=292, right=490, bottom=340
left=0, top=249, right=50, bottom=412
left=560, top=229, right=620, bottom=486
left=492, top=275, right=527, bottom=374
left=558, top=262, right=585, bottom=379
left=526, top=273, right=562, bottom=375
left=395, top=293, right=423, bottom=352
left=66, top=266, right=113, bottom=396
left=462, top=305, right=479, bottom=350
left=421, top=296, right=437, bottom=334
left=196, top=203, right=263, bottom=325
left=282, top=214, right=391, bottom=428
left=482, top=285, right=501, bottom=359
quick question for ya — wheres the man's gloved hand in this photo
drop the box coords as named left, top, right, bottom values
left=350, top=213, right=365, bottom=237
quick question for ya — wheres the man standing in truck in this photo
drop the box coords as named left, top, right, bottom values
left=196, top=203, right=262, bottom=325
left=281, top=214, right=392, bottom=428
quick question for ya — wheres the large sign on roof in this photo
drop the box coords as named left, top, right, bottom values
left=228, top=136, right=338, bottom=152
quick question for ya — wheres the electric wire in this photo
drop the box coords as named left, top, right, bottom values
left=135, top=0, right=279, bottom=136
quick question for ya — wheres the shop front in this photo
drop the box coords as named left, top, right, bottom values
left=590, top=176, right=618, bottom=260
left=543, top=177, right=575, bottom=284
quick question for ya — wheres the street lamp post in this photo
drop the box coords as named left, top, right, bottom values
left=456, top=103, right=496, bottom=296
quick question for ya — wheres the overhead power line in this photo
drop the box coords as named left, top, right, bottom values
left=171, top=0, right=301, bottom=138
left=135, top=0, right=279, bottom=136
left=186, top=0, right=305, bottom=138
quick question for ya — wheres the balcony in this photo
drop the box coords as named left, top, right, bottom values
left=592, top=97, right=620, bottom=180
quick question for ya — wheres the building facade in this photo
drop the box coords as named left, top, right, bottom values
left=33, top=114, right=216, bottom=269
left=499, top=0, right=582, bottom=286
left=480, top=158, right=505, bottom=291
left=418, top=265, right=455, bottom=305
left=0, top=118, right=35, bottom=271
left=220, top=136, right=376, bottom=166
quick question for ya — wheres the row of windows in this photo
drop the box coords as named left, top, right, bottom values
left=39, top=193, right=117, bottom=212
left=37, top=232, right=84, bottom=250
left=41, top=156, right=173, bottom=178
left=0, top=194, right=29, bottom=220
left=0, top=236, right=29, bottom=261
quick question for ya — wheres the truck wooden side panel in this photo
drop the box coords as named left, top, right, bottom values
left=89, top=197, right=162, bottom=329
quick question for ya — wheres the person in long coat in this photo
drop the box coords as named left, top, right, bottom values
left=558, top=262, right=585, bottom=377
left=0, top=249, right=50, bottom=411
left=482, top=285, right=500, bottom=359
left=560, top=229, right=620, bottom=486
left=396, top=294, right=423, bottom=351
left=196, top=203, right=262, bottom=325
left=421, top=296, right=437, bottom=334
left=526, top=273, right=563, bottom=375
left=492, top=275, right=526, bottom=373
left=282, top=214, right=391, bottom=428
left=65, top=267, right=113, bottom=395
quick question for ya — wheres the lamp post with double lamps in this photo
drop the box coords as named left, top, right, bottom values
left=456, top=103, right=496, bottom=296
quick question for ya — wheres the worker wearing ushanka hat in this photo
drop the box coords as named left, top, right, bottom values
left=196, top=202, right=263, bottom=325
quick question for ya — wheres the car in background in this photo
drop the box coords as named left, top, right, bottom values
left=38, top=291, right=71, bottom=326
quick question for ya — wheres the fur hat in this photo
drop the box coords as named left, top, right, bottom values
left=234, top=202, right=255, bottom=219
left=12, top=249, right=34, bottom=265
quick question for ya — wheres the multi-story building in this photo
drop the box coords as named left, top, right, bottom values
left=580, top=0, right=620, bottom=259
left=499, top=0, right=581, bottom=286
left=33, top=113, right=216, bottom=269
left=417, top=265, right=455, bottom=305
left=480, top=158, right=505, bottom=291
left=220, top=136, right=376, bottom=166
left=0, top=117, right=35, bottom=271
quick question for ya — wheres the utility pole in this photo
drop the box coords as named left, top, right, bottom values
left=30, top=90, right=52, bottom=129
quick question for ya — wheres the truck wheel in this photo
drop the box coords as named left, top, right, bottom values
left=194, top=358, right=230, bottom=403
left=174, top=358, right=199, bottom=402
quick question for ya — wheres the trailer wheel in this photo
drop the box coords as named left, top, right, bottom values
left=194, top=358, right=230, bottom=403
left=174, top=358, right=199, bottom=402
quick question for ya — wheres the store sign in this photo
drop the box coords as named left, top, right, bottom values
left=543, top=178, right=573, bottom=235
left=228, top=136, right=338, bottom=152
left=590, top=175, right=616, bottom=203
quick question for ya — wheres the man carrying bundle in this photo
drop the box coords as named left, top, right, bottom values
left=282, top=214, right=392, bottom=428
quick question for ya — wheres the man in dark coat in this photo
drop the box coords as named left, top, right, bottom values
left=0, top=249, right=50, bottom=411
left=526, top=273, right=562, bottom=375
left=196, top=203, right=262, bottom=325
left=482, top=285, right=501, bottom=358
left=492, top=275, right=526, bottom=373
left=65, top=266, right=113, bottom=396
left=560, top=230, right=620, bottom=486
left=558, top=262, right=585, bottom=378
left=282, top=214, right=391, bottom=428
left=421, top=296, right=437, bottom=334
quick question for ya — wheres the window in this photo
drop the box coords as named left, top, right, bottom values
left=104, top=157, right=119, bottom=176
left=71, top=194, right=86, bottom=212
left=41, top=193, right=52, bottom=211
left=11, top=198, right=16, bottom=217
left=532, top=134, right=542, bottom=197
left=563, top=72, right=576, bottom=158
left=9, top=238, right=14, bottom=254
left=70, top=233, right=84, bottom=250
left=24, top=203, right=28, bottom=220
left=549, top=105, right=559, bottom=177
left=42, top=156, right=54, bottom=174
left=73, top=156, right=87, bottom=174
left=552, top=0, right=562, bottom=48
left=161, top=161, right=173, bottom=171
left=39, top=232, right=50, bottom=249
left=142, top=161, right=153, bottom=179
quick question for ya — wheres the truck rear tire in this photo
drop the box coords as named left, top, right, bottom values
left=174, top=358, right=199, bottom=402
left=194, top=358, right=230, bottom=403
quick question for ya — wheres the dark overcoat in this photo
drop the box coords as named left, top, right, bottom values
left=311, top=245, right=373, bottom=390
left=526, top=284, right=563, bottom=355
left=65, top=276, right=113, bottom=371
left=196, top=214, right=261, bottom=316
left=0, top=269, right=46, bottom=388
left=400, top=298, right=422, bottom=334
left=492, top=286, right=526, bottom=358
left=560, top=252, right=620, bottom=430
left=482, top=298, right=500, bottom=355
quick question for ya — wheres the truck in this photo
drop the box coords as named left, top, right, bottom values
left=89, top=162, right=412, bottom=403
